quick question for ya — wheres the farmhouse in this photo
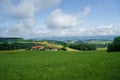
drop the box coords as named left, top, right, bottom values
left=30, top=45, right=58, bottom=51
left=31, top=46, right=45, bottom=50
left=48, top=46, right=58, bottom=51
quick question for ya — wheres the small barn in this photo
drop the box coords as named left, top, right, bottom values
left=49, top=46, right=58, bottom=51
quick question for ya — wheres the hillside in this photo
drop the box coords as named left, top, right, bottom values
left=0, top=38, right=79, bottom=51
left=0, top=37, right=26, bottom=43
left=0, top=37, right=110, bottom=51
left=31, top=41, right=79, bottom=51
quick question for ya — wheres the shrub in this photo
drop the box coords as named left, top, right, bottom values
left=61, top=47, right=67, bottom=51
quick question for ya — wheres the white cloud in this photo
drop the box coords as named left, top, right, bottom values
left=0, top=0, right=61, bottom=19
left=45, top=9, right=84, bottom=29
left=85, top=25, right=120, bottom=36
left=0, top=18, right=37, bottom=38
left=82, top=6, right=91, bottom=16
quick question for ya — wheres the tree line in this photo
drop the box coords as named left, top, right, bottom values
left=0, top=43, right=35, bottom=50
left=69, top=44, right=96, bottom=51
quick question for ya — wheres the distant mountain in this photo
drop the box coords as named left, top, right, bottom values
left=35, top=35, right=117, bottom=41
left=0, top=35, right=118, bottom=42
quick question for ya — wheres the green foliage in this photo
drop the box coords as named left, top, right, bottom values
left=0, top=43, right=36, bottom=50
left=107, top=36, right=120, bottom=52
left=0, top=50, right=120, bottom=80
left=0, top=38, right=26, bottom=43
left=62, top=42, right=68, bottom=47
left=48, top=40, right=68, bottom=47
left=61, top=47, right=67, bottom=51
left=69, top=44, right=96, bottom=51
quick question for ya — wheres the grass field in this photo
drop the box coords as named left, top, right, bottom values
left=0, top=50, right=120, bottom=80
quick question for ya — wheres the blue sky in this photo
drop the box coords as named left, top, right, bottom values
left=0, top=0, right=120, bottom=38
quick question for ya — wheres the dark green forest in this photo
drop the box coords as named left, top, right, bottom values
left=69, top=44, right=96, bottom=51
left=107, top=36, right=120, bottom=52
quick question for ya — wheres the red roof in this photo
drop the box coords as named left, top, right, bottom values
left=32, top=46, right=44, bottom=49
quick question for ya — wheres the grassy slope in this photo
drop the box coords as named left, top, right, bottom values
left=0, top=50, right=120, bottom=80
left=86, top=40, right=112, bottom=44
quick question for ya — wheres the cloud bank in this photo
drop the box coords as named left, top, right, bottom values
left=0, top=0, right=61, bottom=19
left=0, top=0, right=120, bottom=38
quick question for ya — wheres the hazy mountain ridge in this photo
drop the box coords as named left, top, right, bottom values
left=35, top=35, right=117, bottom=41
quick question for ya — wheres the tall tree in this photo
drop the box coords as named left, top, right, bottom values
left=107, top=36, right=120, bottom=52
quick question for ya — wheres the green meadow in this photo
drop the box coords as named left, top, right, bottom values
left=0, top=50, right=120, bottom=80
